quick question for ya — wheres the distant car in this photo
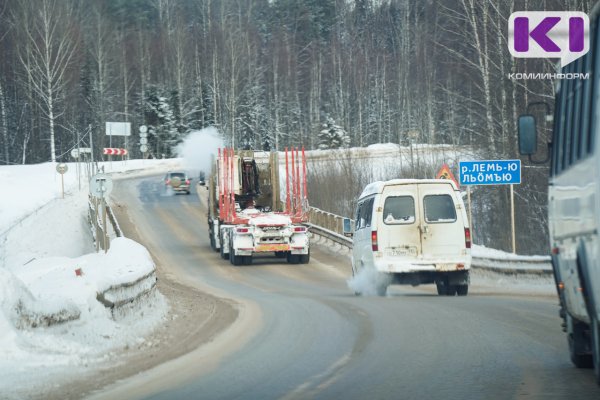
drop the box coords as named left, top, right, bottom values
left=198, top=171, right=206, bottom=186
left=164, top=171, right=191, bottom=194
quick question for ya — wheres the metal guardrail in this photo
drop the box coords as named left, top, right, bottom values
left=86, top=195, right=158, bottom=315
left=87, top=196, right=123, bottom=251
left=308, top=207, right=552, bottom=276
left=106, top=204, right=123, bottom=238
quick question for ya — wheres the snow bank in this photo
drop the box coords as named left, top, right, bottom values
left=0, top=160, right=171, bottom=398
left=0, top=238, right=167, bottom=397
left=472, top=244, right=550, bottom=262
left=0, top=159, right=181, bottom=235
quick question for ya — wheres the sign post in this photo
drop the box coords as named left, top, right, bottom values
left=56, top=163, right=68, bottom=199
left=459, top=160, right=522, bottom=254
left=90, top=173, right=113, bottom=253
left=105, top=122, right=131, bottom=169
left=139, top=125, right=148, bottom=159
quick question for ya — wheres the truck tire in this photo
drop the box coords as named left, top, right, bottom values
left=275, top=251, right=287, bottom=258
left=592, top=316, right=600, bottom=384
left=229, top=251, right=243, bottom=266
left=299, top=250, right=310, bottom=264
left=220, top=242, right=228, bottom=259
left=575, top=244, right=599, bottom=380
left=568, top=315, right=593, bottom=368
left=287, top=253, right=300, bottom=264
left=209, top=229, right=216, bottom=251
left=228, top=242, right=244, bottom=266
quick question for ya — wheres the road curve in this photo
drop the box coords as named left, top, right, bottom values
left=94, top=175, right=599, bottom=400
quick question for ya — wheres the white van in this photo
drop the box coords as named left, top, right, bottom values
left=351, top=179, right=472, bottom=296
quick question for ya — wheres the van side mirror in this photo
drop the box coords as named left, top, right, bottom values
left=343, top=218, right=353, bottom=237
left=518, top=115, right=537, bottom=155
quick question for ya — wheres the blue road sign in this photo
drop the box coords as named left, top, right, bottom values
left=459, top=160, right=521, bottom=185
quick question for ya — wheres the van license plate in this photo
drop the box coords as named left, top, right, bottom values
left=389, top=248, right=416, bottom=256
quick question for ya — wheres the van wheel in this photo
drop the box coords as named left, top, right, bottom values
left=376, top=283, right=388, bottom=297
left=436, top=283, right=447, bottom=296
left=456, top=285, right=469, bottom=296
left=436, top=278, right=453, bottom=296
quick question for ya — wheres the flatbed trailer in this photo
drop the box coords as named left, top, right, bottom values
left=207, top=147, right=310, bottom=265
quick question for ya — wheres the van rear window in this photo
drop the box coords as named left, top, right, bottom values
left=383, top=196, right=415, bottom=224
left=423, top=195, right=456, bottom=223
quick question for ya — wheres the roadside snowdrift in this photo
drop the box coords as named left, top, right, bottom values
left=0, top=160, right=173, bottom=398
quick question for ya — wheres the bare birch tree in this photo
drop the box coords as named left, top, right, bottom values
left=14, top=0, right=78, bottom=162
left=0, top=20, right=8, bottom=165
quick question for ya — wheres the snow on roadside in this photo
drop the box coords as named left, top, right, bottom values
left=472, top=244, right=550, bottom=262
left=0, top=159, right=182, bottom=234
left=0, top=160, right=175, bottom=398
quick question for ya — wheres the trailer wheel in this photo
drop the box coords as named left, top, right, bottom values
left=220, top=241, right=228, bottom=259
left=209, top=229, right=216, bottom=251
left=287, top=253, right=300, bottom=264
left=299, top=250, right=310, bottom=264
left=229, top=251, right=243, bottom=266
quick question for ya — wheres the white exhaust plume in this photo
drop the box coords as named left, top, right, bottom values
left=347, top=267, right=392, bottom=296
left=176, top=127, right=224, bottom=174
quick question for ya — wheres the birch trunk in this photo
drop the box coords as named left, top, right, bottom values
left=0, top=79, right=7, bottom=164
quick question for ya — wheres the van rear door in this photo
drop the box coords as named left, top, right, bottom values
left=379, top=185, right=422, bottom=259
left=418, top=183, right=465, bottom=258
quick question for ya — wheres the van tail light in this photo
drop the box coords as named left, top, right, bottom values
left=236, top=227, right=250, bottom=233
left=293, top=226, right=307, bottom=233
left=185, top=179, right=190, bottom=185
left=371, top=231, right=378, bottom=251
left=464, top=228, right=471, bottom=249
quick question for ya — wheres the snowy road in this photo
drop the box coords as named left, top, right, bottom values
left=94, top=175, right=600, bottom=400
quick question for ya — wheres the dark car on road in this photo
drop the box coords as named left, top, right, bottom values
left=164, top=171, right=191, bottom=194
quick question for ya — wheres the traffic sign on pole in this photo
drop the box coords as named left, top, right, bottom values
left=459, top=160, right=521, bottom=186
left=56, top=163, right=68, bottom=199
left=103, top=148, right=128, bottom=156
left=459, top=159, right=521, bottom=255
left=90, top=173, right=113, bottom=199
left=436, top=164, right=459, bottom=187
